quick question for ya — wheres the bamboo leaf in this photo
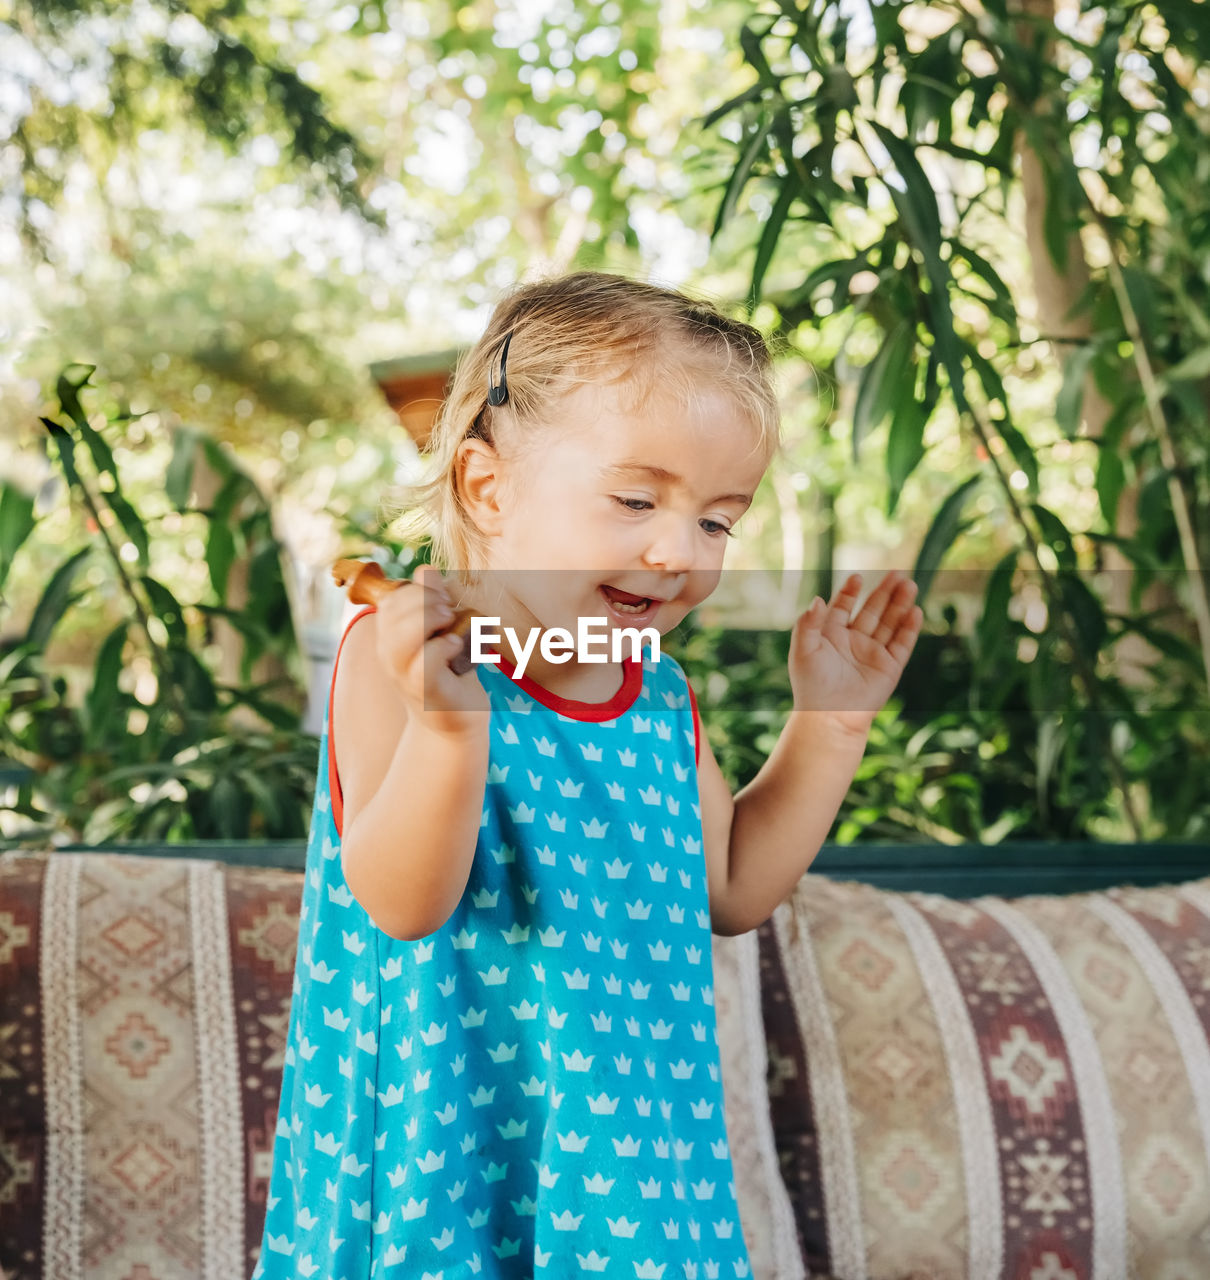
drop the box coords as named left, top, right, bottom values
left=976, top=549, right=1019, bottom=667
left=85, top=622, right=129, bottom=746
left=711, top=108, right=772, bottom=240
left=1095, top=442, right=1126, bottom=529
left=698, top=82, right=764, bottom=131
left=1031, top=503, right=1077, bottom=571
left=41, top=416, right=83, bottom=493
left=207, top=520, right=236, bottom=600
left=1056, top=343, right=1099, bottom=438
left=869, top=122, right=943, bottom=263
left=1057, top=570, right=1107, bottom=657
left=853, top=320, right=915, bottom=460
left=994, top=414, right=1040, bottom=498
left=142, top=576, right=188, bottom=646
left=54, top=364, right=97, bottom=431
left=0, top=482, right=37, bottom=596
left=751, top=172, right=798, bottom=307
left=1159, top=344, right=1210, bottom=390
left=739, top=19, right=781, bottom=90
left=950, top=243, right=1014, bottom=314
left=26, top=546, right=92, bottom=648
left=166, top=426, right=201, bottom=511
left=913, top=473, right=983, bottom=607
left=885, top=390, right=929, bottom=518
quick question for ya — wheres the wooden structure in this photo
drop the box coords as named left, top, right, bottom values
left=370, top=348, right=464, bottom=451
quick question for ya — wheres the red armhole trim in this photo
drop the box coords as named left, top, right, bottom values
left=685, top=676, right=701, bottom=767
left=327, top=605, right=378, bottom=840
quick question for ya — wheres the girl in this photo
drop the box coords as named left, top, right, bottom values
left=252, top=271, right=922, bottom=1279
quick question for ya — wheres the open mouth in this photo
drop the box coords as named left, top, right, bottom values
left=599, top=585, right=660, bottom=618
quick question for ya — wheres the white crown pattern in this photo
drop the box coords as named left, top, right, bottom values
left=252, top=648, right=749, bottom=1279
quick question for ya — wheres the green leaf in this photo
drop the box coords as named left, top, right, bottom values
left=207, top=521, right=236, bottom=601
left=0, top=482, right=37, bottom=595
left=26, top=546, right=92, bottom=649
left=41, top=416, right=84, bottom=493
left=886, top=382, right=933, bottom=517
left=1056, top=343, right=1099, bottom=438
left=1159, top=344, right=1210, bottom=390
left=853, top=320, right=915, bottom=460
left=1031, top=504, right=1077, bottom=571
left=994, top=415, right=1040, bottom=498
left=1119, top=266, right=1159, bottom=350
left=1057, top=570, right=1107, bottom=658
left=750, top=172, right=798, bottom=307
left=243, top=768, right=286, bottom=836
left=85, top=623, right=129, bottom=747
left=166, top=426, right=201, bottom=512
left=1095, top=441, right=1126, bottom=529
left=54, top=364, right=97, bottom=430
left=913, top=473, right=983, bottom=606
left=1115, top=615, right=1203, bottom=673
left=210, top=774, right=251, bottom=839
left=142, top=576, right=188, bottom=646
left=976, top=549, right=1019, bottom=667
left=699, top=82, right=763, bottom=131
left=950, top=243, right=1014, bottom=315
left=787, top=253, right=870, bottom=312
left=712, top=107, right=772, bottom=240
left=102, top=483, right=151, bottom=572
left=739, top=19, right=781, bottom=91
left=168, top=646, right=218, bottom=713
left=869, top=122, right=943, bottom=264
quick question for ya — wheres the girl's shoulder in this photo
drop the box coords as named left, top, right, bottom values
left=643, top=648, right=692, bottom=695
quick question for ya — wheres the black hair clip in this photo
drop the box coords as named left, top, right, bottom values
left=487, top=331, right=513, bottom=406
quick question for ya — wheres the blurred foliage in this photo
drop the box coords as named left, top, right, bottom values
left=667, top=601, right=1210, bottom=844
left=0, top=366, right=317, bottom=843
left=6, top=0, right=1210, bottom=852
left=685, top=0, right=1210, bottom=842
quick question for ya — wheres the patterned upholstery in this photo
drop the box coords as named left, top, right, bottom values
left=0, top=850, right=300, bottom=1280
left=5, top=848, right=1210, bottom=1280
left=754, top=873, right=1210, bottom=1280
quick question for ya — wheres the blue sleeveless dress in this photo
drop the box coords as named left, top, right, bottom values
left=253, top=605, right=752, bottom=1280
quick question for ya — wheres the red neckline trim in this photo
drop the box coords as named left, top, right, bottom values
left=492, top=652, right=644, bottom=721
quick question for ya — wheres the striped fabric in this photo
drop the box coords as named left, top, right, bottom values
left=758, top=873, right=1210, bottom=1280
left=6, top=850, right=1210, bottom=1280
left=0, top=850, right=301, bottom=1280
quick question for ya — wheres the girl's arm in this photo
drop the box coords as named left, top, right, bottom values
left=701, top=714, right=869, bottom=936
left=702, top=571, right=921, bottom=936
left=334, top=612, right=490, bottom=941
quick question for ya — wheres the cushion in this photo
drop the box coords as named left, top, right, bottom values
left=0, top=849, right=301, bottom=1280
left=758, top=872, right=1210, bottom=1280
left=713, top=927, right=809, bottom=1278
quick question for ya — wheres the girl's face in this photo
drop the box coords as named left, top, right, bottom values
left=458, top=376, right=770, bottom=662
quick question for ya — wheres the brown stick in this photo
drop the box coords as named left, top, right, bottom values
left=331, top=559, right=477, bottom=674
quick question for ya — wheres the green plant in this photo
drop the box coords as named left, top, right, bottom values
left=1, top=365, right=318, bottom=843
left=694, top=0, right=1210, bottom=841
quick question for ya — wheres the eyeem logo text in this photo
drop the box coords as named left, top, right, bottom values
left=470, top=616, right=660, bottom=680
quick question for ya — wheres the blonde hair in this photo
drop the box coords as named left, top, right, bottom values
left=385, top=270, right=783, bottom=578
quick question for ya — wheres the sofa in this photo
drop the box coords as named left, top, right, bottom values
left=2, top=839, right=1209, bottom=1280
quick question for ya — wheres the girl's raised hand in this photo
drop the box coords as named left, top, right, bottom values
left=789, top=570, right=923, bottom=737
left=375, top=563, right=489, bottom=737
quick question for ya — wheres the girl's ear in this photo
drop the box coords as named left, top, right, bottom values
left=455, top=439, right=509, bottom=537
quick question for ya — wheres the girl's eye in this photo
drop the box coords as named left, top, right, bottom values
left=700, top=519, right=734, bottom=538
left=613, top=496, right=653, bottom=512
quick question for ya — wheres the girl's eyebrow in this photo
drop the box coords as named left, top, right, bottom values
left=602, top=463, right=752, bottom=506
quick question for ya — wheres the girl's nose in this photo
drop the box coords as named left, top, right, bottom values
left=641, top=519, right=695, bottom=574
